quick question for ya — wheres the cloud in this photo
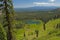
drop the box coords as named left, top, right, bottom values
left=49, top=0, right=55, bottom=2
left=33, top=2, right=60, bottom=7
left=33, top=2, right=50, bottom=5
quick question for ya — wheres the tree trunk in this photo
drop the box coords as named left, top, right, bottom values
left=43, top=23, right=46, bottom=30
left=4, top=0, right=13, bottom=40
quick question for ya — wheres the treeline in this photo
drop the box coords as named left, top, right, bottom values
left=15, top=11, right=60, bottom=22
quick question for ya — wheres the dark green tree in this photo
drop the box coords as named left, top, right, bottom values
left=35, top=30, right=39, bottom=37
left=40, top=18, right=46, bottom=31
left=0, top=0, right=15, bottom=40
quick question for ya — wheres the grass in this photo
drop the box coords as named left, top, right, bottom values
left=14, top=18, right=60, bottom=40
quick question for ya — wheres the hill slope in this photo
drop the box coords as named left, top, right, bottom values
left=15, top=18, right=60, bottom=40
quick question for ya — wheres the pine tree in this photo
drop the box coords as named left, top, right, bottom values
left=0, top=0, right=15, bottom=40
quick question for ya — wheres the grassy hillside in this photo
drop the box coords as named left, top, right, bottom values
left=14, top=18, right=60, bottom=40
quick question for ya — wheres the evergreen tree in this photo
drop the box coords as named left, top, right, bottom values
left=0, top=0, right=15, bottom=40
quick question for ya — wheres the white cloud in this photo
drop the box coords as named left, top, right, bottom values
left=33, top=2, right=60, bottom=7
left=34, top=2, right=50, bottom=5
left=49, top=0, right=55, bottom=2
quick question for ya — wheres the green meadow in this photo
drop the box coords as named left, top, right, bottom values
left=14, top=18, right=60, bottom=40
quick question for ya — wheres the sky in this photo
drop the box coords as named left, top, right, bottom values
left=13, top=0, right=60, bottom=8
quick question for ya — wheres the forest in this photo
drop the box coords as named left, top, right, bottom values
left=0, top=0, right=60, bottom=40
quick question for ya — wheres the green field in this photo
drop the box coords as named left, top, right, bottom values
left=14, top=18, right=60, bottom=40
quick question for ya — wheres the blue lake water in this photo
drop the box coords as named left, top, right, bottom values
left=25, top=20, right=40, bottom=24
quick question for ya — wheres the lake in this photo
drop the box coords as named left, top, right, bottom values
left=25, top=20, right=40, bottom=24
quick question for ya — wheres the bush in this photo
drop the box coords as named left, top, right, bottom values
left=0, top=24, right=7, bottom=40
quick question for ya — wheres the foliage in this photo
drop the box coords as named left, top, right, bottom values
left=14, top=18, right=60, bottom=40
left=0, top=24, right=7, bottom=40
left=0, top=0, right=16, bottom=40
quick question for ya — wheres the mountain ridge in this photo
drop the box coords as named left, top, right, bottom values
left=14, top=6, right=60, bottom=12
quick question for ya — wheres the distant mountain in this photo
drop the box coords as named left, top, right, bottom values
left=14, top=6, right=59, bottom=12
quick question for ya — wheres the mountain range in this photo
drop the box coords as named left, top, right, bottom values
left=14, top=6, right=60, bottom=12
